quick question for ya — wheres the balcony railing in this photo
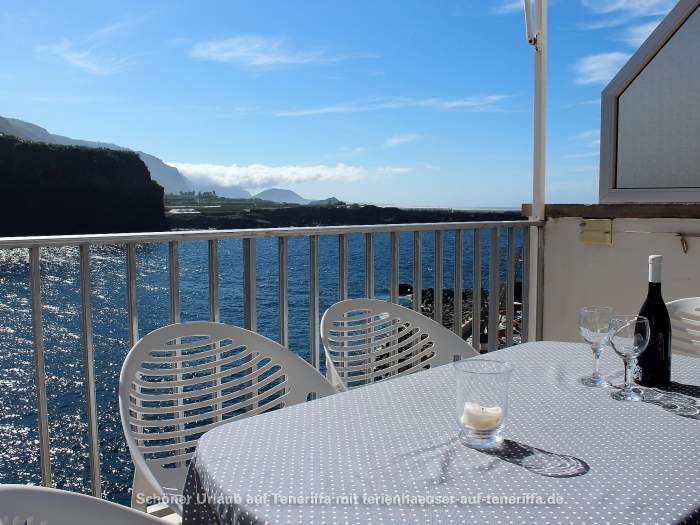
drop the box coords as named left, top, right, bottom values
left=0, top=219, right=543, bottom=500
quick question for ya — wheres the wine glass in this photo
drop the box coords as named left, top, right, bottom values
left=608, top=315, right=650, bottom=401
left=579, top=306, right=614, bottom=387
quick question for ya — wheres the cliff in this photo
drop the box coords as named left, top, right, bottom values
left=0, top=135, right=166, bottom=236
left=0, top=116, right=194, bottom=193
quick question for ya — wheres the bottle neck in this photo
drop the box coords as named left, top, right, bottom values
left=647, top=281, right=662, bottom=297
left=649, top=261, right=662, bottom=283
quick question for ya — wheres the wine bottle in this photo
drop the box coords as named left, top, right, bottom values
left=635, top=255, right=671, bottom=387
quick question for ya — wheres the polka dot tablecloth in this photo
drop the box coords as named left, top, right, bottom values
left=182, top=342, right=700, bottom=525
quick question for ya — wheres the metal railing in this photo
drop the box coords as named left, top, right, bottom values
left=0, top=219, right=543, bottom=498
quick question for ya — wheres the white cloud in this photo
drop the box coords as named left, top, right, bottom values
left=274, top=95, right=510, bottom=117
left=34, top=40, right=120, bottom=75
left=581, top=0, right=675, bottom=16
left=559, top=164, right=599, bottom=174
left=491, top=1, right=523, bottom=15
left=384, top=134, right=420, bottom=148
left=574, top=129, right=601, bottom=149
left=168, top=162, right=411, bottom=188
left=563, top=98, right=600, bottom=108
left=576, top=130, right=600, bottom=140
left=376, top=166, right=413, bottom=175
left=579, top=0, right=673, bottom=30
left=574, top=52, right=630, bottom=84
left=622, top=20, right=662, bottom=46
left=561, top=151, right=599, bottom=159
left=34, top=17, right=144, bottom=75
left=190, top=35, right=372, bottom=67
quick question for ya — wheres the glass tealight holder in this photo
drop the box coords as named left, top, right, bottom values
left=454, top=358, right=513, bottom=449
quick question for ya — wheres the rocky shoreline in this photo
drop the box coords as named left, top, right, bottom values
left=402, top=282, right=524, bottom=350
left=168, top=204, right=522, bottom=230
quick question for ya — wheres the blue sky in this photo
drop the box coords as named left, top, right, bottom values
left=0, top=0, right=676, bottom=207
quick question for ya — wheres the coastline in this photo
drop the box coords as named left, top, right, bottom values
left=167, top=203, right=523, bottom=230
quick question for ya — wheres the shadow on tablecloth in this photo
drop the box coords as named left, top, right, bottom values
left=379, top=436, right=589, bottom=484
left=478, top=439, right=589, bottom=478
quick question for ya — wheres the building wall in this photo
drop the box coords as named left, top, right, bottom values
left=616, top=5, right=700, bottom=190
left=542, top=217, right=700, bottom=341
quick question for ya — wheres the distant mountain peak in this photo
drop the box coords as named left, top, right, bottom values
left=254, top=188, right=309, bottom=204
left=253, top=188, right=341, bottom=205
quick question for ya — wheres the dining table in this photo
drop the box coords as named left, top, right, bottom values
left=181, top=341, right=700, bottom=524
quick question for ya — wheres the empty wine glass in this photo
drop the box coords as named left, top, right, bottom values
left=608, top=315, right=650, bottom=401
left=579, top=306, right=614, bottom=387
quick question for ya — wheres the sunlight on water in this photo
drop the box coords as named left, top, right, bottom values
left=0, top=230, right=521, bottom=504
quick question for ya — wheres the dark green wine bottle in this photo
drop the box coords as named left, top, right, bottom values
left=635, top=255, right=671, bottom=387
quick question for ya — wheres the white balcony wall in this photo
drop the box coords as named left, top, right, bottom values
left=542, top=217, right=700, bottom=341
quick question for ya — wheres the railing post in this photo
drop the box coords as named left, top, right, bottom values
left=537, top=224, right=545, bottom=341
left=126, top=243, right=138, bottom=347
left=506, top=227, right=515, bottom=347
left=434, top=231, right=443, bottom=325
left=522, top=226, right=531, bottom=342
left=168, top=240, right=185, bottom=464
left=233, top=238, right=255, bottom=413
left=338, top=234, right=348, bottom=301
left=412, top=231, right=422, bottom=312
left=208, top=240, right=220, bottom=323
left=243, top=238, right=256, bottom=330
left=79, top=244, right=101, bottom=498
left=126, top=242, right=145, bottom=446
left=168, top=241, right=180, bottom=324
left=453, top=230, right=463, bottom=337
left=209, top=240, right=226, bottom=419
left=488, top=228, right=500, bottom=352
left=309, top=235, right=320, bottom=370
left=30, top=246, right=52, bottom=487
left=364, top=233, right=374, bottom=298
left=278, top=237, right=288, bottom=346
left=389, top=231, right=399, bottom=303
left=472, top=230, right=482, bottom=352
left=526, top=225, right=539, bottom=341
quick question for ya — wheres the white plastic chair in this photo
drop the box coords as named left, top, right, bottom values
left=667, top=297, right=700, bottom=358
left=321, top=299, right=478, bottom=391
left=0, top=484, right=167, bottom=525
left=119, top=321, right=335, bottom=515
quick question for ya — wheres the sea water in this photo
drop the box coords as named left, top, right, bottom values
left=0, top=229, right=522, bottom=503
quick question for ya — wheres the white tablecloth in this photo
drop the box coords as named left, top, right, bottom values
left=182, top=341, right=700, bottom=524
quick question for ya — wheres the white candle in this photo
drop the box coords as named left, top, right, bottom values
left=459, top=402, right=503, bottom=430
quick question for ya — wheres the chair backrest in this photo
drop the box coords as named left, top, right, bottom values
left=119, top=321, right=335, bottom=506
left=667, top=297, right=700, bottom=358
left=321, top=299, right=478, bottom=390
left=0, top=484, right=166, bottom=525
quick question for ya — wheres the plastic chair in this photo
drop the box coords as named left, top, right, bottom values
left=321, top=298, right=478, bottom=391
left=119, top=321, right=335, bottom=514
left=667, top=297, right=700, bottom=358
left=0, top=484, right=167, bottom=525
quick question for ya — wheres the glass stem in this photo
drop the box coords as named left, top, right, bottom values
left=591, top=344, right=601, bottom=378
left=623, top=359, right=633, bottom=391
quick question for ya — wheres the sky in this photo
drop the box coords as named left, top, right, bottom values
left=0, top=0, right=677, bottom=207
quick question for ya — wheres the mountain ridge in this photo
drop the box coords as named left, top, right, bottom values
left=0, top=116, right=194, bottom=194
left=254, top=188, right=309, bottom=204
left=253, top=188, right=339, bottom=205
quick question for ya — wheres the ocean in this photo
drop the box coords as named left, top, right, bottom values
left=0, top=229, right=523, bottom=504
